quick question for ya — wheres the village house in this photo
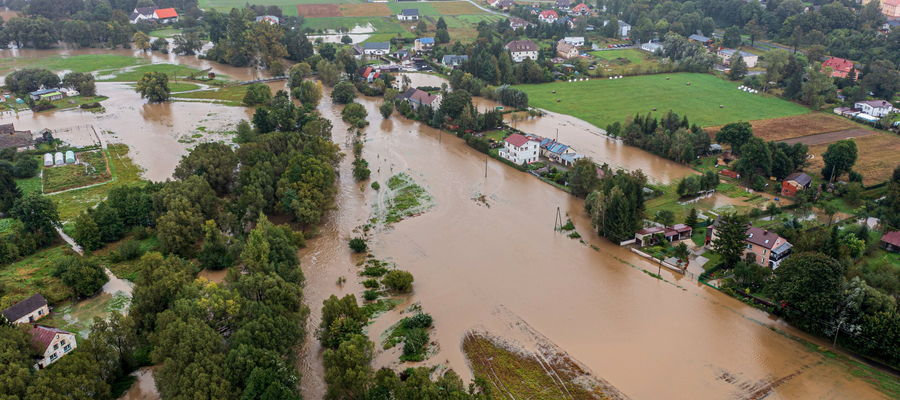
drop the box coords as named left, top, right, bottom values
left=505, top=40, right=539, bottom=62
left=781, top=172, right=812, bottom=197
left=881, top=231, right=900, bottom=253
left=822, top=56, right=856, bottom=78
left=490, top=0, right=514, bottom=10
left=154, top=8, right=178, bottom=23
left=854, top=100, right=895, bottom=117
left=441, top=55, right=468, bottom=67
left=413, top=37, right=434, bottom=52
left=499, top=133, right=539, bottom=164
left=539, top=138, right=574, bottom=162
left=509, top=17, right=533, bottom=30
left=538, top=10, right=559, bottom=23
left=29, top=325, right=77, bottom=369
left=255, top=15, right=280, bottom=25
left=129, top=6, right=157, bottom=24
left=556, top=40, right=579, bottom=59
left=354, top=42, right=391, bottom=58
left=29, top=88, right=64, bottom=101
left=717, top=49, right=759, bottom=68
left=358, top=66, right=381, bottom=83
left=1, top=294, right=49, bottom=324
left=602, top=19, right=631, bottom=37
left=0, top=123, right=34, bottom=151
left=641, top=41, right=664, bottom=53
left=399, top=88, right=441, bottom=110
left=708, top=224, right=792, bottom=268
left=397, top=9, right=419, bottom=21
left=634, top=224, right=693, bottom=246
left=571, top=3, right=591, bottom=15
left=561, top=36, right=584, bottom=46
left=881, top=0, right=900, bottom=18
left=555, top=0, right=572, bottom=10
left=688, top=33, right=712, bottom=44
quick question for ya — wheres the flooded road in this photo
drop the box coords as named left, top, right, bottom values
left=297, top=88, right=890, bottom=399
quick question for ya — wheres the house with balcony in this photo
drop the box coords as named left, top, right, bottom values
left=708, top=223, right=792, bottom=268
left=854, top=100, right=895, bottom=117
left=499, top=134, right=539, bottom=164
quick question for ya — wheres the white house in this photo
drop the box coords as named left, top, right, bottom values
left=29, top=325, right=77, bottom=369
left=129, top=6, right=157, bottom=24
left=603, top=19, right=631, bottom=37
left=397, top=9, right=419, bottom=21
left=509, top=17, right=533, bottom=30
left=1, top=294, right=49, bottom=324
left=354, top=42, right=391, bottom=57
left=499, top=134, right=539, bottom=164
left=854, top=100, right=895, bottom=117
left=538, top=10, right=558, bottom=23
left=153, top=8, right=179, bottom=24
left=562, top=36, right=584, bottom=46
left=717, top=49, right=759, bottom=68
left=505, top=40, right=539, bottom=62
left=641, top=41, right=664, bottom=53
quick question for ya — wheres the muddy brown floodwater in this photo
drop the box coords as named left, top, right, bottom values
left=297, top=76, right=891, bottom=399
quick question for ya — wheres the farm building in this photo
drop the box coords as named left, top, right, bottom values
left=781, top=172, right=812, bottom=197
left=54, top=152, right=64, bottom=165
left=854, top=100, right=895, bottom=117
left=558, top=153, right=585, bottom=167
left=641, top=41, right=664, bottom=53
left=1, top=294, right=49, bottom=324
left=397, top=9, right=419, bottom=21
left=354, top=42, right=391, bottom=57
left=505, top=40, right=539, bottom=62
left=30, top=325, right=77, bottom=369
left=882, top=231, right=900, bottom=253
left=65, top=150, right=76, bottom=164
left=562, top=36, right=585, bottom=46
left=539, top=138, right=574, bottom=162
left=29, top=88, right=64, bottom=101
left=154, top=8, right=178, bottom=23
left=0, top=123, right=34, bottom=151
left=717, top=49, right=758, bottom=68
left=499, top=134, right=540, bottom=164
left=688, top=33, right=712, bottom=44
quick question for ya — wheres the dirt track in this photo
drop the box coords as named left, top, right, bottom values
left=779, top=128, right=875, bottom=146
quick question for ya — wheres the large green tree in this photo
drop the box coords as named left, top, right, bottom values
left=135, top=71, right=170, bottom=102
left=173, top=142, right=239, bottom=196
left=712, top=213, right=749, bottom=268
left=715, top=122, right=753, bottom=154
left=770, top=252, right=845, bottom=333
left=323, top=334, right=373, bottom=400
left=821, top=139, right=857, bottom=181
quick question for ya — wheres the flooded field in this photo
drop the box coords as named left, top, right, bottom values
left=1, top=53, right=892, bottom=398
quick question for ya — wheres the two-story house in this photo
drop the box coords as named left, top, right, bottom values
left=506, top=40, right=539, bottom=62
left=413, top=37, right=434, bottom=52
left=1, top=294, right=49, bottom=324
left=538, top=10, right=559, bottom=23
left=353, top=42, right=391, bottom=58
left=854, top=100, right=895, bottom=117
left=397, top=9, right=419, bottom=21
left=30, top=325, right=77, bottom=369
left=556, top=40, right=579, bottom=59
left=499, top=134, right=539, bottom=164
left=709, top=223, right=792, bottom=268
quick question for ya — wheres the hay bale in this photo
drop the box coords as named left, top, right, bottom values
left=719, top=105, right=724, bottom=108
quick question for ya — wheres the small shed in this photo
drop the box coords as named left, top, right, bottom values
left=54, top=152, right=64, bottom=165
left=65, top=151, right=75, bottom=164
left=43, top=153, right=53, bottom=167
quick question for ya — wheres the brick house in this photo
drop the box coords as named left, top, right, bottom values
left=781, top=172, right=812, bottom=197
left=881, top=231, right=900, bottom=253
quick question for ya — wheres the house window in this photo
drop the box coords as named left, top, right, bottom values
left=49, top=353, right=58, bottom=361
left=63, top=345, right=71, bottom=352
left=38, top=310, right=43, bottom=316
left=53, top=343, right=58, bottom=350
left=745, top=244, right=752, bottom=249
left=60, top=339, right=66, bottom=345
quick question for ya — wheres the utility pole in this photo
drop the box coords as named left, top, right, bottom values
left=484, top=154, right=488, bottom=178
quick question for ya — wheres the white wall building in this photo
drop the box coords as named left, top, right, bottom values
left=1, top=294, right=49, bottom=324
left=30, top=325, right=77, bottom=369
left=506, top=40, right=539, bottom=62
left=562, top=36, right=585, bottom=46
left=499, top=134, right=539, bottom=164
left=855, top=100, right=895, bottom=117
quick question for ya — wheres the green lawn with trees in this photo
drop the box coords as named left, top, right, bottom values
left=514, top=73, right=811, bottom=128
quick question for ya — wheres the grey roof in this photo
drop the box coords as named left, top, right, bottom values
left=689, top=34, right=711, bottom=42
left=856, top=100, right=893, bottom=108
left=772, top=241, right=792, bottom=255
left=0, top=123, right=14, bottom=135
left=506, top=40, right=538, bottom=52
left=363, top=42, right=390, bottom=50
left=785, top=172, right=812, bottom=187
left=134, top=6, right=157, bottom=16
left=0, top=127, right=33, bottom=150
left=719, top=48, right=755, bottom=57
left=441, top=55, right=469, bottom=65
left=401, top=9, right=419, bottom=16
left=2, top=294, right=47, bottom=322
left=29, top=88, right=61, bottom=96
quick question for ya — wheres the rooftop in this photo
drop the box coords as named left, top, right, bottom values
left=29, top=325, right=71, bottom=352
left=506, top=40, right=538, bottom=52
left=745, top=226, right=784, bottom=250
left=155, top=8, right=178, bottom=18
left=505, top=133, right=530, bottom=147
left=2, top=294, right=47, bottom=322
left=401, top=8, right=419, bottom=16
left=416, top=37, right=435, bottom=44
left=785, top=172, right=812, bottom=186
left=882, top=231, right=900, bottom=247
left=855, top=100, right=893, bottom=108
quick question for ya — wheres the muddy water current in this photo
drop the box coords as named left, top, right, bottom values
left=0, top=52, right=887, bottom=398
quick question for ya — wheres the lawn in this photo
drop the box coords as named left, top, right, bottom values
left=42, top=150, right=112, bottom=193
left=15, top=175, right=42, bottom=194
left=148, top=28, right=182, bottom=38
left=590, top=49, right=649, bottom=64
left=48, top=95, right=109, bottom=111
left=168, top=82, right=201, bottom=92
left=48, top=144, right=145, bottom=223
left=172, top=85, right=249, bottom=106
left=0, top=54, right=146, bottom=75
left=98, top=64, right=207, bottom=82
left=0, top=246, right=74, bottom=310
left=41, top=291, right=131, bottom=338
left=514, top=73, right=811, bottom=128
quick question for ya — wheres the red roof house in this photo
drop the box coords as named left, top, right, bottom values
left=882, top=231, right=900, bottom=253
left=719, top=169, right=740, bottom=179
left=571, top=3, right=591, bottom=15
left=539, top=10, right=559, bottom=23
left=822, top=57, right=856, bottom=79
left=154, top=8, right=179, bottom=22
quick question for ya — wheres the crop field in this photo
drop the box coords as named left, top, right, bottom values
left=51, top=144, right=144, bottom=223
left=591, top=49, right=649, bottom=65
left=339, top=3, right=392, bottom=17
left=805, top=132, right=900, bottom=185
left=0, top=246, right=74, bottom=310
left=294, top=1, right=495, bottom=36
left=98, top=63, right=207, bottom=82
left=297, top=3, right=342, bottom=17
left=515, top=73, right=811, bottom=128
left=199, top=0, right=361, bottom=15
left=43, top=150, right=112, bottom=193
left=705, top=113, right=862, bottom=142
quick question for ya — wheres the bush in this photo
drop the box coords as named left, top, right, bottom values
left=371, top=181, right=380, bottom=190
left=331, top=81, right=356, bottom=104
left=382, top=270, right=414, bottom=293
left=361, top=266, right=388, bottom=277
left=54, top=256, right=109, bottom=298
left=363, top=289, right=379, bottom=301
left=362, top=278, right=379, bottom=289
left=112, top=240, right=143, bottom=262
left=402, top=313, right=433, bottom=329
left=349, top=237, right=367, bottom=253
left=402, top=328, right=428, bottom=359
left=242, top=83, right=273, bottom=106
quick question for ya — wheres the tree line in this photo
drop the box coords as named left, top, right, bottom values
left=608, top=110, right=712, bottom=164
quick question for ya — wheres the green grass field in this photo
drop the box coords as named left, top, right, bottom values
left=590, top=49, right=649, bottom=64
left=148, top=28, right=182, bottom=38
left=0, top=246, right=74, bottom=309
left=15, top=175, right=42, bottom=194
left=172, top=85, right=249, bottom=106
left=0, top=54, right=146, bottom=75
left=98, top=64, right=206, bottom=82
left=514, top=73, right=811, bottom=128
left=199, top=0, right=361, bottom=16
